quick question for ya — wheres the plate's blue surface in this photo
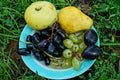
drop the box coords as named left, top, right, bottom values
left=19, top=24, right=100, bottom=79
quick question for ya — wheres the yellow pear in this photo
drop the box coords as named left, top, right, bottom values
left=58, top=6, right=93, bottom=33
left=24, top=1, right=57, bottom=30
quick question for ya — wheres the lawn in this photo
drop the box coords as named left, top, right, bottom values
left=0, top=0, right=120, bottom=80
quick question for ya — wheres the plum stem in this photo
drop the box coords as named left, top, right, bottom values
left=43, top=50, right=63, bottom=60
left=48, top=23, right=59, bottom=41
left=20, top=40, right=31, bottom=44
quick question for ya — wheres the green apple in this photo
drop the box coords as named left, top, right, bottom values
left=24, top=1, right=57, bottom=30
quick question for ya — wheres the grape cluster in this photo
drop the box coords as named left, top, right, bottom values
left=62, top=32, right=86, bottom=70
left=18, top=23, right=67, bottom=66
left=18, top=22, right=101, bottom=70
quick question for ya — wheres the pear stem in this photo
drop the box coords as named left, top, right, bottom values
left=35, top=7, right=42, bottom=11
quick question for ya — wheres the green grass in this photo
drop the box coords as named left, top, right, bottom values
left=0, top=0, right=120, bottom=80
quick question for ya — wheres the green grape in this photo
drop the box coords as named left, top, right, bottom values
left=50, top=61, right=61, bottom=69
left=62, top=49, right=72, bottom=58
left=71, top=44, right=79, bottom=52
left=78, top=42, right=87, bottom=54
left=75, top=31, right=84, bottom=36
left=77, top=35, right=84, bottom=43
left=77, top=32, right=85, bottom=43
left=62, top=58, right=72, bottom=69
left=63, top=39, right=73, bottom=48
left=68, top=34, right=79, bottom=43
left=72, top=57, right=80, bottom=70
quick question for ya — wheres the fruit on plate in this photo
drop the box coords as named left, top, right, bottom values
left=19, top=0, right=100, bottom=71
left=84, top=30, right=98, bottom=46
left=24, top=1, right=57, bottom=30
left=58, top=6, right=93, bottom=33
left=72, top=57, right=80, bottom=70
left=18, top=23, right=101, bottom=71
left=82, top=45, right=101, bottom=59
